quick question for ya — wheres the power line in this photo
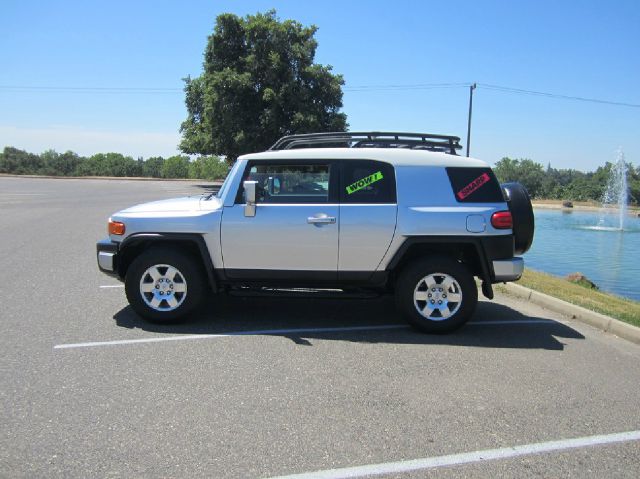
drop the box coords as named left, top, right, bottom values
left=0, top=85, right=182, bottom=93
left=477, top=83, right=640, bottom=108
left=344, top=82, right=470, bottom=92
left=0, top=82, right=638, bottom=108
left=345, top=82, right=640, bottom=108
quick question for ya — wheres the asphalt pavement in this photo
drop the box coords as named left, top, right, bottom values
left=1, top=177, right=639, bottom=478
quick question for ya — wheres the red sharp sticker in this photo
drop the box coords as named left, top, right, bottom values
left=457, top=173, right=491, bottom=200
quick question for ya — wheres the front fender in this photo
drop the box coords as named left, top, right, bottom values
left=118, top=233, right=218, bottom=293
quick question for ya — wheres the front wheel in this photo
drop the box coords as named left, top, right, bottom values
left=125, top=246, right=205, bottom=323
left=395, top=256, right=478, bottom=333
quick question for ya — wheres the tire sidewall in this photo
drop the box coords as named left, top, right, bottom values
left=396, top=256, right=478, bottom=333
left=502, top=182, right=535, bottom=255
left=125, top=246, right=204, bottom=323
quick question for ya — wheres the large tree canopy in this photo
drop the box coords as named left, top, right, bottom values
left=179, top=10, right=347, bottom=161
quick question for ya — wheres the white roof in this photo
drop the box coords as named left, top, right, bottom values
left=240, top=148, right=489, bottom=168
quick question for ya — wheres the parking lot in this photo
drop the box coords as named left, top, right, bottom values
left=1, top=176, right=639, bottom=478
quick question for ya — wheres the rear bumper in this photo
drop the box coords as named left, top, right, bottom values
left=97, top=239, right=119, bottom=277
left=492, top=257, right=524, bottom=282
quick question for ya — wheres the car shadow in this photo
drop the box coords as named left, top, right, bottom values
left=113, top=294, right=584, bottom=351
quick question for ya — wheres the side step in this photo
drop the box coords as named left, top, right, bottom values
left=228, top=287, right=382, bottom=300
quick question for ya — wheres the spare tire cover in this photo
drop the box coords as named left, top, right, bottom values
left=501, top=182, right=535, bottom=255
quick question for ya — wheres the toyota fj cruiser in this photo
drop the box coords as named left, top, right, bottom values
left=97, top=132, right=534, bottom=333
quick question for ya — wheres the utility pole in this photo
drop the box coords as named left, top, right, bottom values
left=466, top=83, right=477, bottom=157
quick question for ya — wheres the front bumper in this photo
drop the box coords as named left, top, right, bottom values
left=97, top=239, right=119, bottom=276
left=492, top=257, right=524, bottom=282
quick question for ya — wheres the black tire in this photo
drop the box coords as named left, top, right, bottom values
left=125, top=246, right=205, bottom=323
left=395, top=256, right=478, bottom=333
left=501, top=182, right=535, bottom=255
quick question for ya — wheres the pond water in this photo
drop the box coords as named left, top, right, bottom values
left=525, top=209, right=640, bottom=301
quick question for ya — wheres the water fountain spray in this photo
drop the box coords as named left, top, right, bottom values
left=601, top=148, right=629, bottom=231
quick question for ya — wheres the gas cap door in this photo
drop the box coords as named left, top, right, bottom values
left=466, top=214, right=486, bottom=233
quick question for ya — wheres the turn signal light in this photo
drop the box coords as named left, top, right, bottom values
left=491, top=211, right=513, bottom=229
left=108, top=219, right=126, bottom=235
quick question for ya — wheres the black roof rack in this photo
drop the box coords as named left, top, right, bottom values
left=269, top=131, right=462, bottom=155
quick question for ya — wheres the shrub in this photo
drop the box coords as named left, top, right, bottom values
left=188, top=155, right=228, bottom=180
left=162, top=155, right=190, bottom=179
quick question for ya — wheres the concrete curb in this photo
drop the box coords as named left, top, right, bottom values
left=498, top=282, right=640, bottom=346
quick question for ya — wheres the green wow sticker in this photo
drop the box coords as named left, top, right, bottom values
left=346, top=171, right=383, bottom=195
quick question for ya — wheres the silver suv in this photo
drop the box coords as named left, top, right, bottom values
left=97, top=132, right=534, bottom=333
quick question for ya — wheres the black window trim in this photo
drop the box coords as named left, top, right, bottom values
left=234, top=159, right=340, bottom=205
left=233, top=158, right=397, bottom=205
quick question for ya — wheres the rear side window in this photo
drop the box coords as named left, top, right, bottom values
left=340, top=160, right=396, bottom=204
left=446, top=167, right=504, bottom=203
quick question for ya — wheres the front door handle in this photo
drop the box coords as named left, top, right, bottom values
left=307, top=215, right=336, bottom=225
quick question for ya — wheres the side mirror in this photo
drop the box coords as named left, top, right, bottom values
left=243, top=180, right=257, bottom=217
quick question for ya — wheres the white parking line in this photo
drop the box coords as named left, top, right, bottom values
left=265, top=430, right=640, bottom=479
left=472, top=320, right=554, bottom=325
left=54, top=325, right=408, bottom=349
left=99, top=285, right=124, bottom=288
left=0, top=193, right=46, bottom=196
left=53, top=320, right=554, bottom=350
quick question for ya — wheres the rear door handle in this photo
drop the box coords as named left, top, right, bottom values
left=307, top=216, right=336, bottom=225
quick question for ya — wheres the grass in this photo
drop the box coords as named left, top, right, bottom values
left=531, top=199, right=640, bottom=212
left=497, top=269, right=640, bottom=328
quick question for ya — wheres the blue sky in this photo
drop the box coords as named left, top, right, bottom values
left=1, top=0, right=638, bottom=170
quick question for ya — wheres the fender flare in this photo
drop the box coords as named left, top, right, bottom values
left=119, top=233, right=218, bottom=292
left=385, top=236, right=508, bottom=299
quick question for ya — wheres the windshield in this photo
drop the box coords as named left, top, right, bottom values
left=214, top=160, right=240, bottom=200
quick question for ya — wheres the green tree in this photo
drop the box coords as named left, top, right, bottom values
left=162, top=155, right=190, bottom=178
left=493, top=157, right=546, bottom=198
left=493, top=157, right=519, bottom=184
left=563, top=175, right=602, bottom=201
left=41, top=150, right=83, bottom=176
left=629, top=165, right=640, bottom=205
left=180, top=10, right=347, bottom=161
left=188, top=155, right=228, bottom=180
left=142, top=156, right=166, bottom=178
left=76, top=153, right=140, bottom=177
left=39, top=150, right=60, bottom=175
left=0, top=147, right=43, bottom=174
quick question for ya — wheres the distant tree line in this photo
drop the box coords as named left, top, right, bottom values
left=3, top=146, right=638, bottom=204
left=0, top=146, right=229, bottom=181
left=493, top=157, right=640, bottom=204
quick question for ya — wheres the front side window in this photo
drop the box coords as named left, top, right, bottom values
left=239, top=163, right=331, bottom=204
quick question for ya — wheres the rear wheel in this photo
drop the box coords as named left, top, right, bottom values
left=396, top=256, right=477, bottom=333
left=125, top=246, right=205, bottom=323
